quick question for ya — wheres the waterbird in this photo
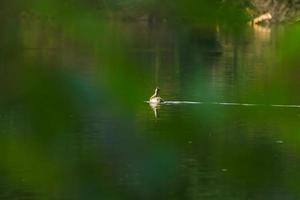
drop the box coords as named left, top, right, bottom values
left=149, top=87, right=164, bottom=104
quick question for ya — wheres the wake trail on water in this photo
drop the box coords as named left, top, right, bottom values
left=145, top=101, right=300, bottom=108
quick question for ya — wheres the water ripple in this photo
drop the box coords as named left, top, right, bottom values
left=146, top=101, right=300, bottom=108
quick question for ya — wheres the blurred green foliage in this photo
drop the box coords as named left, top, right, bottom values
left=0, top=0, right=300, bottom=199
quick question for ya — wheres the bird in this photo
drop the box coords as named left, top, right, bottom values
left=149, top=87, right=164, bottom=104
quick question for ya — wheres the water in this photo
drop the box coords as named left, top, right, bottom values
left=1, top=16, right=300, bottom=199
left=148, top=100, right=300, bottom=107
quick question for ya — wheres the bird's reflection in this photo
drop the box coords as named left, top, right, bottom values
left=149, top=103, right=160, bottom=118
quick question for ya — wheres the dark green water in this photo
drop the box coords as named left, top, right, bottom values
left=1, top=17, right=300, bottom=200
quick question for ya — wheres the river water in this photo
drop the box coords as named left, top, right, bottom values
left=0, top=17, right=300, bottom=199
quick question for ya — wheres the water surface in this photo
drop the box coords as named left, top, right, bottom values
left=1, top=17, right=300, bottom=200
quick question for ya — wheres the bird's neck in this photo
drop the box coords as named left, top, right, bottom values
left=151, top=91, right=159, bottom=98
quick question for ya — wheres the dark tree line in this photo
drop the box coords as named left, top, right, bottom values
left=1, top=0, right=299, bottom=24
